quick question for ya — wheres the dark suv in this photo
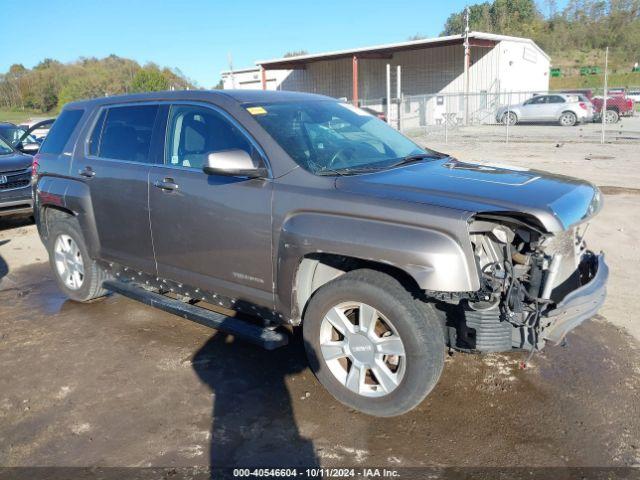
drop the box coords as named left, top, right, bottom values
left=34, top=91, right=608, bottom=416
left=0, top=136, right=33, bottom=217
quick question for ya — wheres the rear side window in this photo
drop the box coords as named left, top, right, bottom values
left=89, top=105, right=159, bottom=163
left=39, top=109, right=84, bottom=155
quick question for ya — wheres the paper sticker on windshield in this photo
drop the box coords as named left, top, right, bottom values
left=246, top=106, right=267, bottom=115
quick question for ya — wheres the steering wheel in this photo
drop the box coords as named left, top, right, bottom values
left=327, top=148, right=355, bottom=170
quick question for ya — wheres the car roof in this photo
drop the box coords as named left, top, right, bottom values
left=64, top=89, right=335, bottom=110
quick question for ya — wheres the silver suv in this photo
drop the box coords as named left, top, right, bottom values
left=34, top=91, right=608, bottom=416
left=497, top=93, right=594, bottom=126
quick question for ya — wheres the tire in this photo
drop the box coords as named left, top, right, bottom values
left=302, top=269, right=445, bottom=417
left=559, top=111, right=577, bottom=127
left=604, top=109, right=619, bottom=124
left=46, top=214, right=109, bottom=302
left=501, top=111, right=517, bottom=126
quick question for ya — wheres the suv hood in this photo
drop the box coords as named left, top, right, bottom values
left=335, top=158, right=601, bottom=232
left=0, top=152, right=33, bottom=173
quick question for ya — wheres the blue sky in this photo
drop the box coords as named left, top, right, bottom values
left=1, top=0, right=554, bottom=88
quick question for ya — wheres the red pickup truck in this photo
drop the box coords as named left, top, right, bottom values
left=561, top=89, right=634, bottom=123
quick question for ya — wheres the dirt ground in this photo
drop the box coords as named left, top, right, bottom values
left=1, top=134, right=639, bottom=470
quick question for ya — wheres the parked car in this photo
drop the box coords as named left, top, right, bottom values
left=19, top=118, right=53, bottom=141
left=0, top=122, right=42, bottom=154
left=0, top=135, right=34, bottom=217
left=591, top=94, right=634, bottom=123
left=0, top=119, right=55, bottom=154
left=496, top=94, right=593, bottom=126
left=34, top=91, right=607, bottom=416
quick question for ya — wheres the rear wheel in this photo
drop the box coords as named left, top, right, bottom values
left=302, top=269, right=445, bottom=417
left=559, top=111, right=577, bottom=126
left=46, top=214, right=109, bottom=302
left=604, top=109, right=619, bottom=123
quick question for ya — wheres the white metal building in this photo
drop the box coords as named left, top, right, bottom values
left=223, top=32, right=550, bottom=127
left=221, top=67, right=290, bottom=90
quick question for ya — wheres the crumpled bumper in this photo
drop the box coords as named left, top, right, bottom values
left=541, top=252, right=608, bottom=345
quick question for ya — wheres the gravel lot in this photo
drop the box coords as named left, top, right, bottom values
left=0, top=130, right=639, bottom=470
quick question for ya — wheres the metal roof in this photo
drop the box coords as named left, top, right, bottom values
left=256, top=31, right=549, bottom=69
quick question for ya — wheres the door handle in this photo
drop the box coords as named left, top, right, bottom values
left=153, top=178, right=179, bottom=191
left=78, top=166, right=95, bottom=178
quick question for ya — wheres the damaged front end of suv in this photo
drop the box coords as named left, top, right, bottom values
left=443, top=207, right=608, bottom=354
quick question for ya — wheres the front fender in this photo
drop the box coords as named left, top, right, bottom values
left=276, top=212, right=479, bottom=318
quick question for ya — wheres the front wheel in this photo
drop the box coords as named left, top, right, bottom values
left=302, top=269, right=445, bottom=417
left=501, top=111, right=517, bottom=126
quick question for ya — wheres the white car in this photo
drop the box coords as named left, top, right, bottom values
left=496, top=94, right=594, bottom=126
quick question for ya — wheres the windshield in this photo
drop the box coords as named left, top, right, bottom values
left=248, top=100, right=432, bottom=174
left=0, top=136, right=13, bottom=155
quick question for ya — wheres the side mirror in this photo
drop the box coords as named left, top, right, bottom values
left=202, top=149, right=267, bottom=178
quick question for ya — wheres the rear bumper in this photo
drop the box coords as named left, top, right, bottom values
left=541, top=252, right=608, bottom=344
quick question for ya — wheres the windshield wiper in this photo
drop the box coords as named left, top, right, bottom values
left=386, top=152, right=446, bottom=169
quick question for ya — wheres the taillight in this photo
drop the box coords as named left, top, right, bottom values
left=31, top=153, right=40, bottom=178
left=579, top=102, right=587, bottom=110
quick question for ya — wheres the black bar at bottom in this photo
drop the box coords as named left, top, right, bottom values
left=103, top=280, right=288, bottom=350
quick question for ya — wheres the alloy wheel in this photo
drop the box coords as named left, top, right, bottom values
left=560, top=112, right=576, bottom=126
left=54, top=234, right=85, bottom=290
left=319, top=301, right=406, bottom=397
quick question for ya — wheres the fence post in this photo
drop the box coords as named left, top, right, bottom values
left=386, top=64, right=391, bottom=125
left=506, top=91, right=511, bottom=144
left=601, top=46, right=608, bottom=145
left=396, top=65, right=402, bottom=131
left=444, top=95, right=448, bottom=144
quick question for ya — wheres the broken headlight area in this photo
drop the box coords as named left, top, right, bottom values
left=441, top=216, right=604, bottom=354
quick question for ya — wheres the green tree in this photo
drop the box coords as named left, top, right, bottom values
left=131, top=68, right=170, bottom=92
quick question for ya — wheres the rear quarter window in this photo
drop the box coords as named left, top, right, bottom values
left=39, top=109, right=85, bottom=155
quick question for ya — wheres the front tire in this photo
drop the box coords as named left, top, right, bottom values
left=302, top=269, right=445, bottom=417
left=46, top=214, right=109, bottom=302
left=501, top=111, right=517, bottom=126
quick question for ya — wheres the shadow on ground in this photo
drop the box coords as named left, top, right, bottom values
left=192, top=331, right=318, bottom=468
left=0, top=214, right=33, bottom=232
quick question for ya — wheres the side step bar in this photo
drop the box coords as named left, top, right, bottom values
left=103, top=280, right=288, bottom=350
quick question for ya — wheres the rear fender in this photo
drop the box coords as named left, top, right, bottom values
left=36, top=177, right=100, bottom=256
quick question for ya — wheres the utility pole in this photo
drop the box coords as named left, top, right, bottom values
left=463, top=6, right=470, bottom=126
left=227, top=52, right=236, bottom=89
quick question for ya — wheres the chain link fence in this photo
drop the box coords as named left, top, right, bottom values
left=361, top=90, right=639, bottom=144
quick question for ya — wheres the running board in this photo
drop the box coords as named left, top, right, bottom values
left=103, top=280, right=288, bottom=350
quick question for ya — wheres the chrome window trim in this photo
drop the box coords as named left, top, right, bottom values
left=83, top=101, right=163, bottom=165
left=160, top=101, right=273, bottom=178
